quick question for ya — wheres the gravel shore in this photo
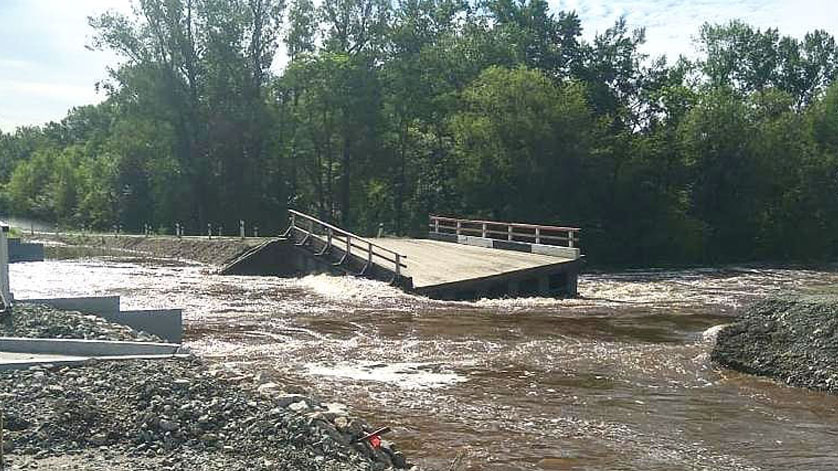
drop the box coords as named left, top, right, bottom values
left=1, top=358, right=411, bottom=470
left=711, top=295, right=838, bottom=394
left=1, top=307, right=413, bottom=470
left=1, top=304, right=163, bottom=342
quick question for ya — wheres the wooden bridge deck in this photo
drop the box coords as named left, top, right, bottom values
left=221, top=210, right=582, bottom=300
left=373, top=238, right=574, bottom=289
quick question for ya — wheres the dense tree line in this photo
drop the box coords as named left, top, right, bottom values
left=2, top=0, right=838, bottom=265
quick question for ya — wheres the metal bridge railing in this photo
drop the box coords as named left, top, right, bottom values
left=429, top=215, right=580, bottom=249
left=285, top=210, right=407, bottom=279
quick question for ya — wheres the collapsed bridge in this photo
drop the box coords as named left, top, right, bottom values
left=221, top=210, right=582, bottom=301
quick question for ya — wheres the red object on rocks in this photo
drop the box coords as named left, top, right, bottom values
left=355, top=426, right=391, bottom=449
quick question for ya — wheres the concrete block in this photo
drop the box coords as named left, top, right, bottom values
left=0, top=337, right=181, bottom=356
left=492, top=239, right=533, bottom=253
left=427, top=232, right=458, bottom=243
left=531, top=244, right=580, bottom=259
left=19, top=296, right=121, bottom=315
left=111, top=309, right=183, bottom=343
left=0, top=223, right=9, bottom=302
left=8, top=238, right=45, bottom=262
left=17, top=297, right=182, bottom=343
left=459, top=235, right=493, bottom=248
left=0, top=353, right=191, bottom=371
left=431, top=232, right=579, bottom=260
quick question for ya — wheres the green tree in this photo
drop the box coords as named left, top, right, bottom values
left=451, top=66, right=595, bottom=222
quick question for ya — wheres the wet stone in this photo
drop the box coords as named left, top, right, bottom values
left=0, top=354, right=412, bottom=470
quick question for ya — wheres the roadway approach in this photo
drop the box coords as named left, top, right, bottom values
left=222, top=211, right=583, bottom=301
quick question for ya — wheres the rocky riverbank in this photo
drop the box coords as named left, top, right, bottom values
left=1, top=358, right=412, bottom=470
left=1, top=307, right=414, bottom=470
left=711, top=295, right=838, bottom=394
left=1, top=304, right=162, bottom=342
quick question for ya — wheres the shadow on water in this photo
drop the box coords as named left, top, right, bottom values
left=10, top=257, right=838, bottom=470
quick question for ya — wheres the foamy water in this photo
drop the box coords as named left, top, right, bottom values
left=11, top=256, right=838, bottom=470
left=306, top=361, right=468, bottom=390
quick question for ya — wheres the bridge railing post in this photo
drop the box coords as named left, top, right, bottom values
left=346, top=234, right=351, bottom=258
left=456, top=221, right=461, bottom=236
left=482, top=223, right=487, bottom=238
left=327, top=228, right=333, bottom=249
left=434, top=218, right=439, bottom=234
left=240, top=220, right=245, bottom=239
left=507, top=225, right=512, bottom=241
left=568, top=230, right=575, bottom=248
left=535, top=227, right=541, bottom=244
left=395, top=254, right=401, bottom=278
left=368, top=241, right=373, bottom=268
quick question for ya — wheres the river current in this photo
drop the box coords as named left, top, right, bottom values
left=11, top=254, right=838, bottom=470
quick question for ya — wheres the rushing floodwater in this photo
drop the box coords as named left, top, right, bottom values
left=11, top=254, right=838, bottom=470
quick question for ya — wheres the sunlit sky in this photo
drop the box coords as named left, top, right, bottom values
left=0, top=0, right=836, bottom=132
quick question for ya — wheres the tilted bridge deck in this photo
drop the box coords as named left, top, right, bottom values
left=221, top=211, right=582, bottom=300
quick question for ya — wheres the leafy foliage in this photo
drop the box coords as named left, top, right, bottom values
left=2, top=2, right=838, bottom=265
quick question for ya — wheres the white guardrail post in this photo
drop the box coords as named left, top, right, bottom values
left=0, top=222, right=10, bottom=303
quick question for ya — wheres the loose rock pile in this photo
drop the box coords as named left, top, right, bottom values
left=712, top=295, right=838, bottom=394
left=0, top=306, right=413, bottom=469
left=1, top=357, right=414, bottom=470
left=0, top=303, right=163, bottom=342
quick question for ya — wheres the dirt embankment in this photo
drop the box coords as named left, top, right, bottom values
left=712, top=296, right=838, bottom=394
left=29, top=233, right=267, bottom=266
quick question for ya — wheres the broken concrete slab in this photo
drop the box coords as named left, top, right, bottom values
left=17, top=297, right=183, bottom=343
left=114, top=309, right=183, bottom=343
left=8, top=238, right=45, bottom=262
left=0, top=337, right=181, bottom=356
left=0, top=352, right=191, bottom=371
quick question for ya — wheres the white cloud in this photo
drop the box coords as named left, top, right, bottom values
left=0, top=79, right=95, bottom=101
left=551, top=0, right=838, bottom=61
left=1, top=0, right=837, bottom=132
left=0, top=0, right=130, bottom=132
left=0, top=59, right=34, bottom=71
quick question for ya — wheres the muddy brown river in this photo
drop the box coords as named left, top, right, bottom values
left=11, top=254, right=838, bottom=470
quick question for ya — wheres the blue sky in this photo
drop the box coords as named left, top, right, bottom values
left=1, top=0, right=836, bottom=132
